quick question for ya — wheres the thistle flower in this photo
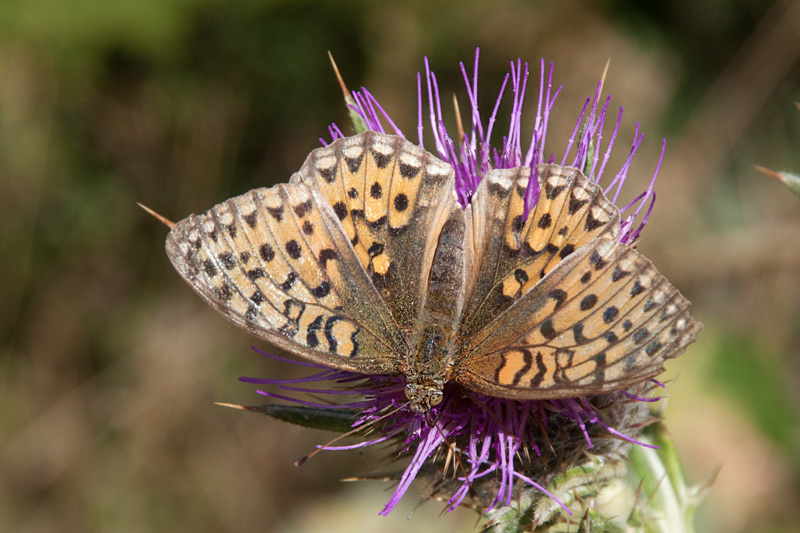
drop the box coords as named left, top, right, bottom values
left=232, top=49, right=700, bottom=528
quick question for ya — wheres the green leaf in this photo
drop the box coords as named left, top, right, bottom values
left=222, top=402, right=358, bottom=433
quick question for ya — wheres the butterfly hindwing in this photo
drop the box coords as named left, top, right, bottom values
left=455, top=236, right=701, bottom=399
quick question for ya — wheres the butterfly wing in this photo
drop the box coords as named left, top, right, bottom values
left=166, top=180, right=406, bottom=373
left=459, top=164, right=621, bottom=345
left=456, top=236, right=701, bottom=399
left=293, top=132, right=460, bottom=339
left=454, top=164, right=701, bottom=399
left=166, top=132, right=460, bottom=374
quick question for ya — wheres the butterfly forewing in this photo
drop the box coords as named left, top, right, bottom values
left=295, top=132, right=459, bottom=337
left=455, top=236, right=701, bottom=399
left=166, top=179, right=405, bottom=375
left=459, top=164, right=620, bottom=352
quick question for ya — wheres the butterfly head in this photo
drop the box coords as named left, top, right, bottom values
left=404, top=379, right=445, bottom=414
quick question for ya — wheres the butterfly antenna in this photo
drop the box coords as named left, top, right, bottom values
left=137, top=202, right=175, bottom=229
left=294, top=403, right=404, bottom=467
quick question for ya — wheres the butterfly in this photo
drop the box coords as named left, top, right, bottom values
left=166, top=132, right=701, bottom=412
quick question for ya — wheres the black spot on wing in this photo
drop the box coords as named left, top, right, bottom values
left=247, top=268, right=266, bottom=281
left=306, top=315, right=323, bottom=348
left=611, top=265, right=630, bottom=282
left=529, top=351, right=547, bottom=387
left=589, top=250, right=607, bottom=270
left=572, top=322, right=587, bottom=343
left=646, top=340, right=662, bottom=356
left=243, top=212, right=258, bottom=228
left=216, top=283, right=233, bottom=302
left=267, top=206, right=284, bottom=221
left=310, top=281, right=331, bottom=298
left=568, top=193, right=589, bottom=215
left=399, top=162, right=420, bottom=178
left=585, top=210, right=605, bottom=231
left=279, top=271, right=298, bottom=291
left=538, top=213, right=552, bottom=229
left=250, top=290, right=266, bottom=305
left=202, top=260, right=217, bottom=277
left=559, top=244, right=575, bottom=259
left=602, top=306, right=619, bottom=323
left=632, top=327, right=650, bottom=344
left=547, top=288, right=567, bottom=309
left=332, top=201, right=348, bottom=221
left=285, top=240, right=302, bottom=260
left=293, top=200, right=312, bottom=218
left=259, top=243, right=275, bottom=262
left=512, top=349, right=533, bottom=386
left=630, top=279, right=645, bottom=297
left=545, top=182, right=566, bottom=200
left=394, top=193, right=409, bottom=212
left=319, top=248, right=337, bottom=269
left=540, top=318, right=557, bottom=340
left=318, top=167, right=335, bottom=183
left=371, top=149, right=392, bottom=168
left=344, top=154, right=363, bottom=174
left=580, top=294, right=598, bottom=310
left=219, top=253, right=236, bottom=270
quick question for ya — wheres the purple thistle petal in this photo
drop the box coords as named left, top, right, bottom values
left=606, top=122, right=644, bottom=204
left=416, top=72, right=424, bottom=147
left=363, top=88, right=405, bottom=138
left=322, top=432, right=399, bottom=451
left=250, top=347, right=329, bottom=369
left=485, top=72, right=510, bottom=172
left=595, top=106, right=623, bottom=184
left=562, top=97, right=590, bottom=167
left=622, top=389, right=662, bottom=403
left=513, top=471, right=571, bottom=515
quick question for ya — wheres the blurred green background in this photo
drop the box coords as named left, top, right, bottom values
left=2, top=0, right=799, bottom=531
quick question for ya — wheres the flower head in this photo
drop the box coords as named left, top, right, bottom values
left=327, top=50, right=662, bottom=244
left=240, top=50, right=683, bottom=520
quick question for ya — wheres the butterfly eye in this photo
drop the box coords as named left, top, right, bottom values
left=404, top=384, right=417, bottom=400
left=429, top=390, right=443, bottom=407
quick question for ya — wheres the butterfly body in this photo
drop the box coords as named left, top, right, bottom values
left=166, top=132, right=700, bottom=413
